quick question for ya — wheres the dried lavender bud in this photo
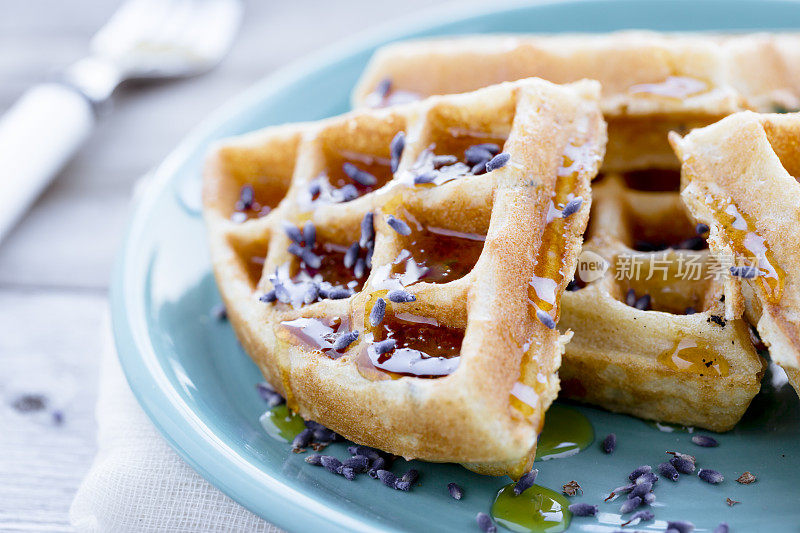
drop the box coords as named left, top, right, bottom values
left=620, top=496, right=642, bottom=514
left=476, top=512, right=497, bottom=533
left=313, top=427, right=337, bottom=443
left=691, top=434, right=719, bottom=447
left=52, top=410, right=64, bottom=425
left=602, top=433, right=617, bottom=454
left=568, top=503, right=598, bottom=517
left=376, top=469, right=397, bottom=487
left=698, top=469, right=724, bottom=484
left=730, top=265, right=758, bottom=279
left=302, top=221, right=316, bottom=246
left=365, top=240, right=374, bottom=269
left=301, top=249, right=322, bottom=269
left=372, top=338, right=396, bottom=355
left=274, top=284, right=291, bottom=304
left=369, top=456, right=386, bottom=477
left=670, top=456, right=696, bottom=474
left=287, top=242, right=305, bottom=258
left=608, top=484, right=634, bottom=497
left=514, top=469, right=538, bottom=495
left=696, top=222, right=710, bottom=235
left=282, top=221, right=304, bottom=243
left=714, top=523, right=729, bottom=533
left=343, top=162, right=378, bottom=187
left=339, top=184, right=359, bottom=202
left=333, top=331, right=359, bottom=352
left=536, top=309, right=556, bottom=329
left=370, top=298, right=386, bottom=326
left=211, top=303, right=227, bottom=321
left=344, top=242, right=360, bottom=269
left=305, top=454, right=322, bottom=465
left=401, top=469, right=419, bottom=485
left=628, top=465, right=652, bottom=481
left=448, top=482, right=464, bottom=500
left=386, top=215, right=412, bottom=236
left=414, top=171, right=437, bottom=184
left=394, top=480, right=412, bottom=491
left=625, top=288, right=637, bottom=307
left=348, top=445, right=381, bottom=459
left=658, top=461, right=680, bottom=481
left=292, top=428, right=313, bottom=449
left=667, top=520, right=695, bottom=533
left=302, top=283, right=319, bottom=304
left=237, top=184, right=255, bottom=210
left=634, top=294, right=651, bottom=311
left=432, top=155, right=458, bottom=167
left=259, top=289, right=277, bottom=303
left=643, top=492, right=656, bottom=505
left=339, top=466, right=356, bottom=480
left=360, top=212, right=375, bottom=248
left=629, top=509, right=654, bottom=523
left=486, top=152, right=510, bottom=172
left=390, top=131, right=405, bottom=173
left=342, top=455, right=370, bottom=472
left=320, top=455, right=342, bottom=474
left=636, top=472, right=658, bottom=485
left=374, top=78, right=391, bottom=98
left=629, top=481, right=652, bottom=499
left=465, top=145, right=494, bottom=165
left=561, top=197, right=583, bottom=218
left=327, top=286, right=351, bottom=300
left=387, top=289, right=416, bottom=303
left=256, top=382, right=285, bottom=407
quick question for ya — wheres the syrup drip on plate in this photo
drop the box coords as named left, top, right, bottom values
left=657, top=337, right=730, bottom=377
left=366, top=311, right=463, bottom=378
left=259, top=404, right=306, bottom=442
left=534, top=405, right=594, bottom=460
left=492, top=483, right=572, bottom=533
left=705, top=196, right=785, bottom=304
left=281, top=316, right=352, bottom=359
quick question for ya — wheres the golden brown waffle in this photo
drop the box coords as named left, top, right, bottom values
left=352, top=31, right=800, bottom=172
left=558, top=173, right=764, bottom=431
left=203, top=78, right=606, bottom=477
left=671, top=111, right=800, bottom=395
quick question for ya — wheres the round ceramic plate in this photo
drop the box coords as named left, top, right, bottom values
left=112, top=1, right=800, bottom=531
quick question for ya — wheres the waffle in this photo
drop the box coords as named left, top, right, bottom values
left=558, top=172, right=765, bottom=430
left=670, top=111, right=800, bottom=395
left=203, top=78, right=606, bottom=477
left=352, top=31, right=800, bottom=172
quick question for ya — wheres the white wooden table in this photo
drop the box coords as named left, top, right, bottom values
left=0, top=1, right=442, bottom=530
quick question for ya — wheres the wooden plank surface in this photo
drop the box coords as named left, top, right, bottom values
left=0, top=0, right=441, bottom=530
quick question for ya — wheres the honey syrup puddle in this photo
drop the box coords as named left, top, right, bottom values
left=259, top=404, right=305, bottom=442
left=706, top=196, right=785, bottom=304
left=492, top=483, right=572, bottom=533
left=657, top=338, right=730, bottom=377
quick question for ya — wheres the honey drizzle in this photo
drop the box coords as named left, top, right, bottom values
left=657, top=338, right=730, bottom=377
left=280, top=316, right=351, bottom=359
left=706, top=195, right=785, bottom=304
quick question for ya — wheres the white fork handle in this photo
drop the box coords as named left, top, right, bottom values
left=0, top=83, right=94, bottom=243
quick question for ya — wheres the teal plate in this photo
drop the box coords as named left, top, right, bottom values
left=112, top=1, right=800, bottom=531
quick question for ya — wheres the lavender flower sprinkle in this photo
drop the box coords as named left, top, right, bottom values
left=602, top=433, right=617, bottom=454
left=730, top=265, right=759, bottom=279
left=376, top=469, right=397, bottom=488
left=670, top=456, right=696, bottom=474
left=390, top=131, right=405, bottom=173
left=691, top=434, right=719, bottom=447
left=343, top=162, right=377, bottom=186
left=629, top=481, right=652, bottom=499
left=305, top=454, right=322, bottom=465
left=514, top=469, right=538, bottom=495
left=370, top=298, right=386, bottom=326
left=344, top=242, right=360, bottom=269
left=333, top=331, right=359, bottom=352
left=667, top=520, right=695, bottom=533
left=620, top=496, right=642, bottom=514
left=628, top=465, right=652, bottom=481
left=320, top=455, right=342, bottom=474
left=698, top=469, right=724, bottom=484
left=448, top=482, right=464, bottom=500
left=373, top=339, right=396, bottom=355
left=282, top=221, right=303, bottom=243
left=486, top=152, right=511, bottom=172
left=536, top=309, right=556, bottom=329
left=476, top=512, right=497, bottom=533
left=360, top=212, right=375, bottom=248
left=302, top=222, right=316, bottom=246
left=568, top=503, right=598, bottom=517
left=714, top=523, right=729, bottom=533
left=658, top=461, right=680, bottom=481
left=561, top=197, right=583, bottom=218
left=292, top=428, right=313, bottom=450
left=387, top=289, right=416, bottom=303
left=386, top=215, right=412, bottom=236
left=259, top=289, right=277, bottom=303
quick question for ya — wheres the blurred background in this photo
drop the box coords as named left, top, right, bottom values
left=0, top=0, right=446, bottom=529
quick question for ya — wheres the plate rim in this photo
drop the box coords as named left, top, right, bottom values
left=110, top=0, right=800, bottom=530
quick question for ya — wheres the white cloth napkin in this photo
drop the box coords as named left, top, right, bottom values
left=69, top=324, right=282, bottom=532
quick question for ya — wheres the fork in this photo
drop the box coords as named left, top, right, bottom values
left=0, top=0, right=242, bottom=244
